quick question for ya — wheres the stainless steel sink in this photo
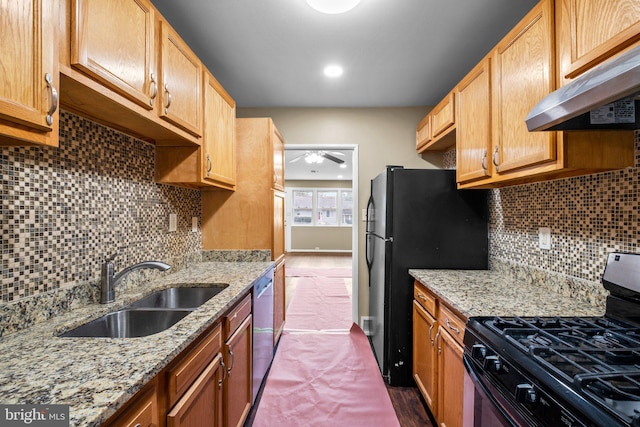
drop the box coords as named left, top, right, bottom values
left=60, top=309, right=191, bottom=338
left=126, top=285, right=227, bottom=310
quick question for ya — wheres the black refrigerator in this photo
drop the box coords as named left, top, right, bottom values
left=365, top=166, right=488, bottom=386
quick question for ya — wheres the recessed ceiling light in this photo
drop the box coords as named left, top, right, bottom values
left=337, top=175, right=344, bottom=179
left=324, top=65, right=343, bottom=78
left=306, top=0, right=361, bottom=14
left=339, top=164, right=347, bottom=169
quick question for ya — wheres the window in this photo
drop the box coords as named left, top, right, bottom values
left=290, top=188, right=352, bottom=226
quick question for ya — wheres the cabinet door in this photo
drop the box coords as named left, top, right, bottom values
left=437, top=328, right=464, bottom=427
left=416, top=115, right=432, bottom=151
left=224, top=315, right=252, bottom=427
left=159, top=21, right=202, bottom=137
left=71, top=0, right=156, bottom=110
left=0, top=0, right=58, bottom=145
left=557, top=0, right=640, bottom=81
left=492, top=0, right=555, bottom=175
left=413, top=301, right=437, bottom=416
left=273, top=191, right=285, bottom=261
left=107, top=383, right=159, bottom=427
left=203, top=70, right=236, bottom=188
left=167, top=354, right=224, bottom=427
left=456, top=58, right=491, bottom=184
left=273, top=259, right=286, bottom=346
left=431, top=92, right=455, bottom=138
left=272, top=126, right=285, bottom=191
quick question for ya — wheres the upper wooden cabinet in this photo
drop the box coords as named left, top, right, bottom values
left=155, top=68, right=236, bottom=190
left=0, top=0, right=59, bottom=146
left=416, top=91, right=456, bottom=152
left=456, top=0, right=634, bottom=189
left=456, top=58, right=492, bottom=185
left=71, top=0, right=156, bottom=110
left=492, top=0, right=555, bottom=175
left=60, top=0, right=201, bottom=146
left=557, top=0, right=640, bottom=82
left=158, top=20, right=202, bottom=137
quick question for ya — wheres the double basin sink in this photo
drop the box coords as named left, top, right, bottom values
left=61, top=285, right=227, bottom=338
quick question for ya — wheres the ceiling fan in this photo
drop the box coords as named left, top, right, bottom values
left=289, top=150, right=345, bottom=164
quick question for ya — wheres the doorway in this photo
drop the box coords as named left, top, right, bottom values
left=284, top=144, right=359, bottom=322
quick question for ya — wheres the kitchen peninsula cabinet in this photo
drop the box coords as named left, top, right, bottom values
left=413, top=280, right=465, bottom=427
left=557, top=0, right=640, bottom=82
left=223, top=294, right=253, bottom=427
left=156, top=68, right=236, bottom=190
left=60, top=0, right=201, bottom=146
left=0, top=0, right=59, bottom=147
left=456, top=0, right=634, bottom=189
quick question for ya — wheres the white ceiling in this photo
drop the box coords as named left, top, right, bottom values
left=285, top=149, right=353, bottom=181
left=149, top=0, right=539, bottom=108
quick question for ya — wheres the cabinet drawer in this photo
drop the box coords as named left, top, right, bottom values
left=414, top=281, right=436, bottom=316
left=225, top=293, right=252, bottom=338
left=438, top=304, right=465, bottom=346
left=110, top=383, right=158, bottom=427
left=167, top=324, right=222, bottom=407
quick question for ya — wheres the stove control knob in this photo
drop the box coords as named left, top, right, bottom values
left=471, top=344, right=487, bottom=361
left=515, top=384, right=537, bottom=404
left=483, top=355, right=502, bottom=373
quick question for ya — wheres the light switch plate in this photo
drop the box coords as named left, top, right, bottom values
left=191, top=217, right=198, bottom=232
left=169, top=214, right=177, bottom=232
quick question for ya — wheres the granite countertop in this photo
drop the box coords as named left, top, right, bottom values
left=0, top=261, right=273, bottom=427
left=409, top=269, right=605, bottom=319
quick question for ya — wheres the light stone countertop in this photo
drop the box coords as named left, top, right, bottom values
left=0, top=261, right=273, bottom=427
left=409, top=269, right=605, bottom=319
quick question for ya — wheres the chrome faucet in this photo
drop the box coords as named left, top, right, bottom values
left=100, top=254, right=171, bottom=303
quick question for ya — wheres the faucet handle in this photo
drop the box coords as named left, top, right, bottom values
left=105, top=252, right=118, bottom=263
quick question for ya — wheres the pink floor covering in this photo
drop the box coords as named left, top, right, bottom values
left=252, top=270, right=400, bottom=426
left=285, top=267, right=352, bottom=278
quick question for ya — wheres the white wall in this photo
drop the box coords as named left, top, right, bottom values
left=238, top=107, right=437, bottom=318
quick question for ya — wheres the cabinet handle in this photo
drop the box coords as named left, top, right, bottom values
left=228, top=348, right=235, bottom=375
left=206, top=154, right=212, bottom=177
left=134, top=424, right=141, bottom=427
left=435, top=328, right=442, bottom=355
left=481, top=149, right=488, bottom=173
left=492, top=145, right=500, bottom=172
left=164, top=83, right=172, bottom=114
left=428, top=323, right=435, bottom=347
left=45, top=73, right=58, bottom=126
left=219, top=359, right=227, bottom=388
left=445, top=318, right=460, bottom=335
left=416, top=292, right=427, bottom=303
left=149, top=73, right=157, bottom=106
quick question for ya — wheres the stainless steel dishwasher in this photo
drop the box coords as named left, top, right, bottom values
left=252, top=267, right=275, bottom=402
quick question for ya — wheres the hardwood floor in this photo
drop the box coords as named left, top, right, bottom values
left=283, top=253, right=433, bottom=427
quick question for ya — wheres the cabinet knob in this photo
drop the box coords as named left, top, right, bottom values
left=45, top=73, right=58, bottom=126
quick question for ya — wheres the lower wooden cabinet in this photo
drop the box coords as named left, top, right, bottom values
left=103, top=381, right=159, bottom=427
left=273, top=259, right=286, bottom=346
left=167, top=354, right=224, bottom=427
left=413, top=280, right=466, bottom=427
left=224, top=295, right=253, bottom=427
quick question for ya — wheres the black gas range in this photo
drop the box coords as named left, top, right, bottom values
left=464, top=253, right=640, bottom=427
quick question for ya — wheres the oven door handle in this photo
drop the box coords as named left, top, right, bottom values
left=463, top=355, right=519, bottom=427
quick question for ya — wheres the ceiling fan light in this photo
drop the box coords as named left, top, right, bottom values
left=305, top=0, right=361, bottom=14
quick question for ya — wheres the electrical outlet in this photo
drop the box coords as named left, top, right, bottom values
left=362, top=208, right=367, bottom=222
left=191, top=217, right=198, bottom=232
left=169, top=214, right=177, bottom=232
left=538, top=227, right=551, bottom=250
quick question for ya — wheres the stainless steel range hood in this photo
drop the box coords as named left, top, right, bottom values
left=526, top=44, right=640, bottom=131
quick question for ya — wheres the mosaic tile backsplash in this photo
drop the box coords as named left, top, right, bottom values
left=1, top=111, right=202, bottom=304
left=444, top=131, right=640, bottom=286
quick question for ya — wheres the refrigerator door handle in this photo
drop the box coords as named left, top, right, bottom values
left=366, top=232, right=372, bottom=272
